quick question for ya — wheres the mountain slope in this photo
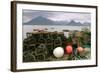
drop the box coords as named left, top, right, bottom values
left=24, top=16, right=54, bottom=25
left=23, top=16, right=90, bottom=26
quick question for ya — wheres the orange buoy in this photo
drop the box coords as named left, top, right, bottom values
left=77, top=47, right=84, bottom=53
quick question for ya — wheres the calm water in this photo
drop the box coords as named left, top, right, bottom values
left=23, top=25, right=90, bottom=39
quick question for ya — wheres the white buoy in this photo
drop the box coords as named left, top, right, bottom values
left=53, top=47, right=64, bottom=58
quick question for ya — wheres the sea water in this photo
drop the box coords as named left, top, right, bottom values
left=23, top=25, right=90, bottom=39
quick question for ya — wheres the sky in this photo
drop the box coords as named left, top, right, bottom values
left=22, top=9, right=91, bottom=23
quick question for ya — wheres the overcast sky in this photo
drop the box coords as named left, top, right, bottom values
left=22, top=9, right=91, bottom=23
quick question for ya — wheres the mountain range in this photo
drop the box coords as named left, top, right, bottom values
left=23, top=16, right=90, bottom=26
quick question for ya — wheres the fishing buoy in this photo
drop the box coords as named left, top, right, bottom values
left=53, top=47, right=64, bottom=58
left=77, top=47, right=84, bottom=53
left=66, top=45, right=73, bottom=54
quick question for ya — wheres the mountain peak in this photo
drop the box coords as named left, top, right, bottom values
left=68, top=20, right=77, bottom=25
left=24, top=16, right=54, bottom=25
left=34, top=16, right=47, bottom=19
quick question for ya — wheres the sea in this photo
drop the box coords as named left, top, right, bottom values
left=23, top=25, right=90, bottom=39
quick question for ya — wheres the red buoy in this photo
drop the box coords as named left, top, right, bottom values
left=66, top=45, right=73, bottom=54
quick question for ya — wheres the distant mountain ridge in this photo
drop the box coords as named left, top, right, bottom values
left=24, top=16, right=54, bottom=25
left=24, top=16, right=90, bottom=26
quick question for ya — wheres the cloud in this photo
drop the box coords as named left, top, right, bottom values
left=23, top=9, right=91, bottom=23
